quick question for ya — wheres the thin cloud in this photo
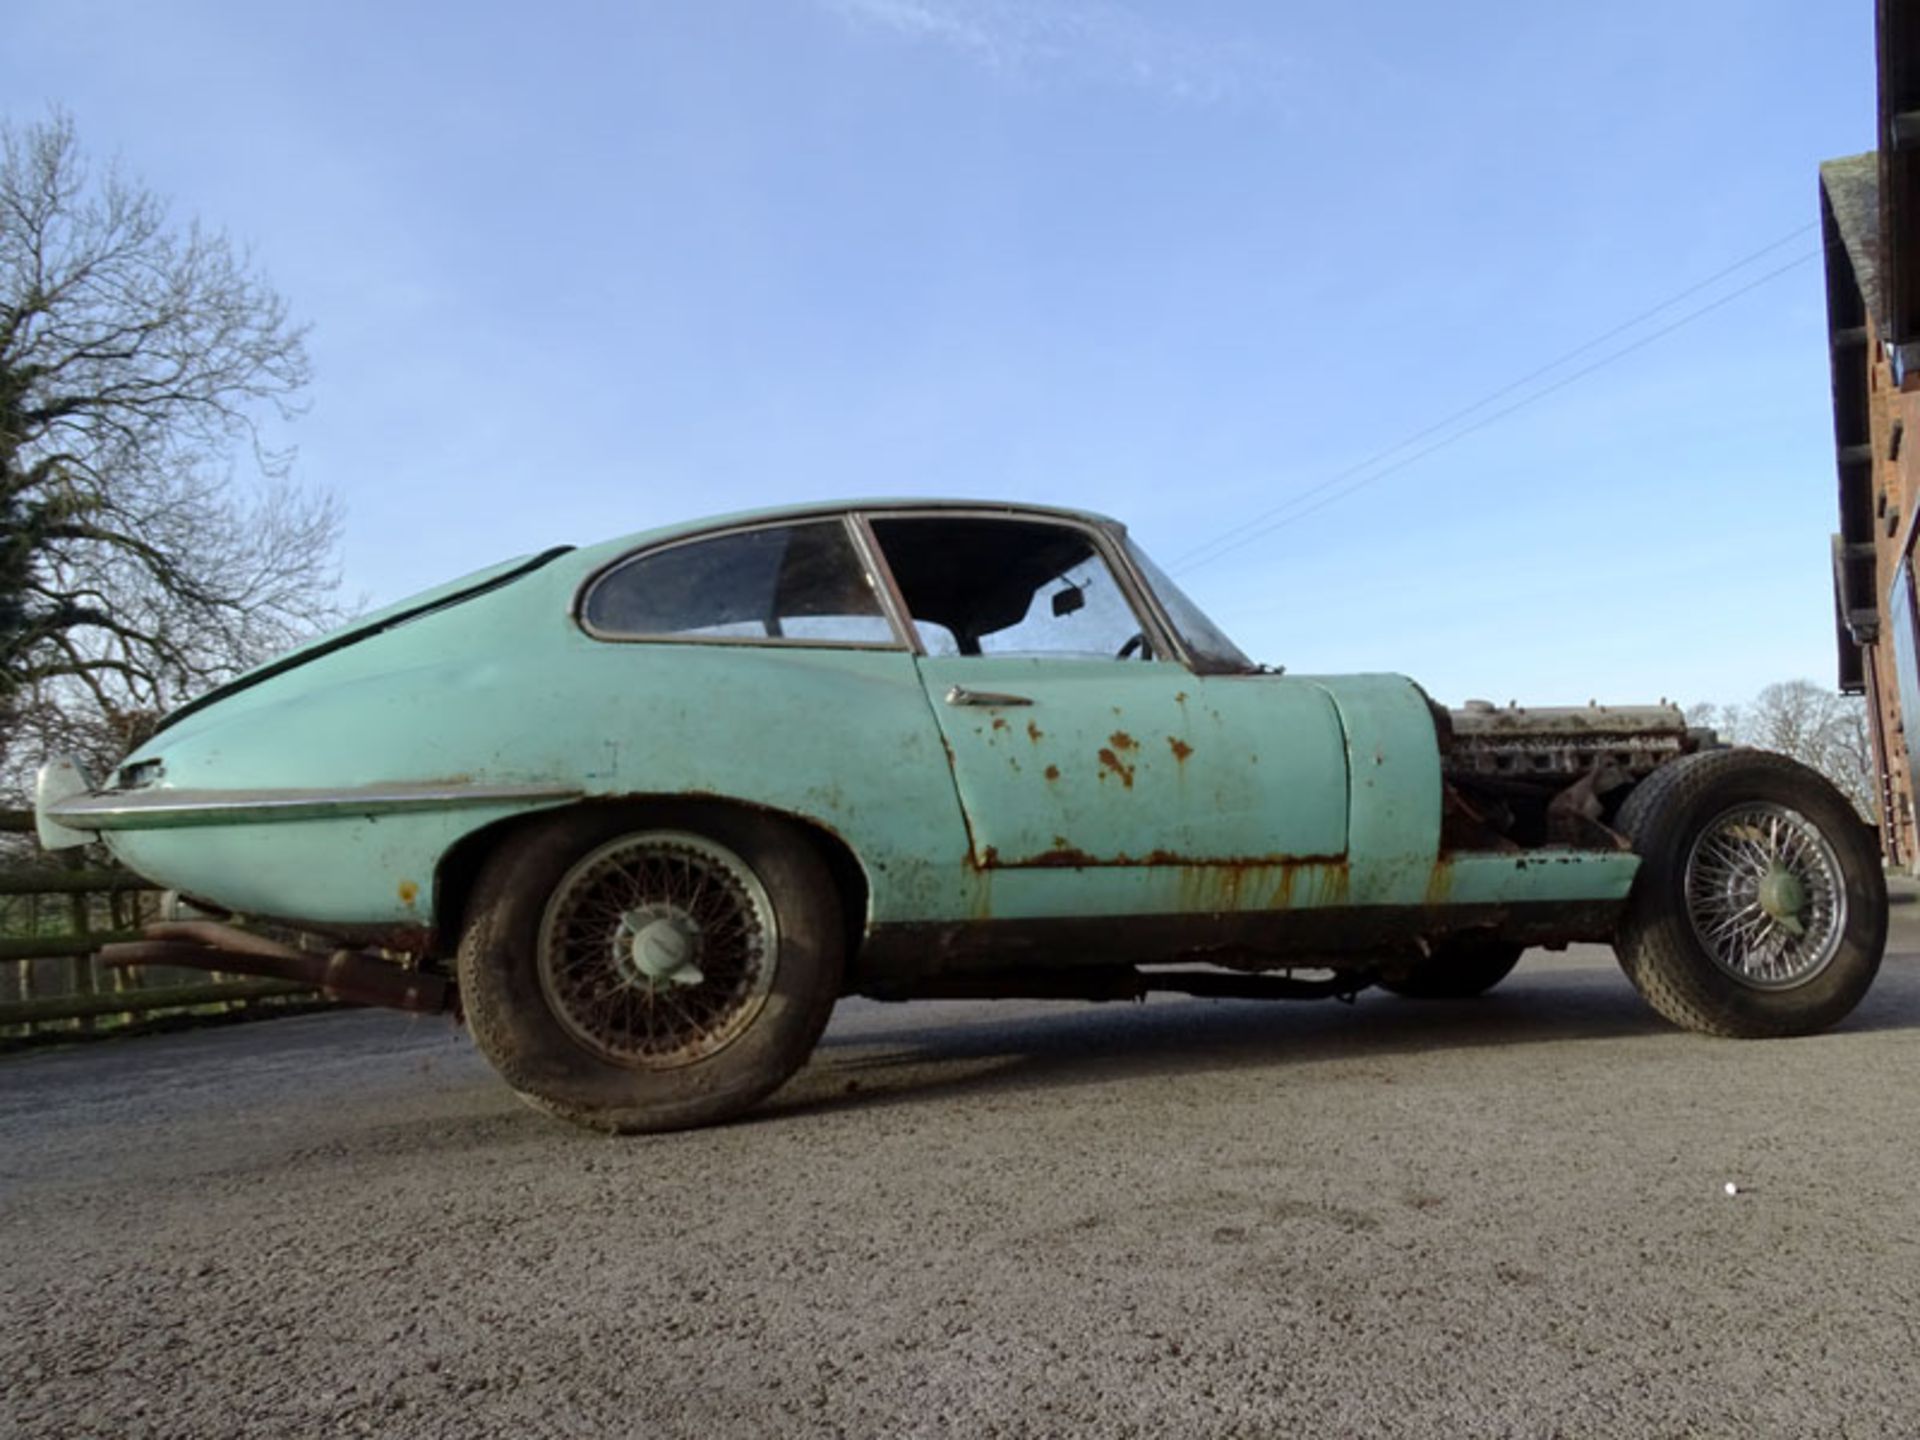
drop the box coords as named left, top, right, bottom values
left=821, top=0, right=1290, bottom=105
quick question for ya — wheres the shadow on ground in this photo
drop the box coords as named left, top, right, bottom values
left=762, top=949, right=1920, bottom=1124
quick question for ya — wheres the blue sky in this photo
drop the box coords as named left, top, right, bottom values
left=3, top=1, right=1877, bottom=706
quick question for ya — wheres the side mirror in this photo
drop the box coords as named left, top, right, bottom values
left=1050, top=585, right=1086, bottom=618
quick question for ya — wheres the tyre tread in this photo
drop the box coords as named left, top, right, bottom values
left=1612, top=749, right=1884, bottom=1038
left=456, top=803, right=843, bottom=1133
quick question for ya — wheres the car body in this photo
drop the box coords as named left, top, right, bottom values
left=35, top=500, right=1888, bottom=1130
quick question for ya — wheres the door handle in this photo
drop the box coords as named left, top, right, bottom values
left=945, top=685, right=1034, bottom=707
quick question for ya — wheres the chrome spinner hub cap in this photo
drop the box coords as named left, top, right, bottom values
left=617, top=904, right=705, bottom=988
left=537, top=832, right=778, bottom=1068
left=1683, top=802, right=1847, bottom=990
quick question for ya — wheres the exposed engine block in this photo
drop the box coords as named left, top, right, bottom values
left=1444, top=701, right=1704, bottom=784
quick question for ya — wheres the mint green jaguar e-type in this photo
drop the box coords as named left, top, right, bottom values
left=34, top=501, right=1886, bottom=1131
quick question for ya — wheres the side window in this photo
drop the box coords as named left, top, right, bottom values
left=868, top=517, right=1154, bottom=661
left=915, top=620, right=965, bottom=658
left=583, top=520, right=897, bottom=645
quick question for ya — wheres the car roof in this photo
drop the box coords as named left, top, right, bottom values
left=570, top=497, right=1126, bottom=568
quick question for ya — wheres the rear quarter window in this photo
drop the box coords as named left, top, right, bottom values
left=582, top=520, right=899, bottom=646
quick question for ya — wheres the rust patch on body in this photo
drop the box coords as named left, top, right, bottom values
left=1044, top=764, right=1061, bottom=781
left=1028, top=845, right=1099, bottom=867
left=397, top=880, right=419, bottom=908
left=973, top=847, right=1355, bottom=915
left=1097, top=748, right=1136, bottom=788
left=1168, top=737, right=1193, bottom=762
left=1026, top=720, right=1044, bottom=743
left=1108, top=731, right=1138, bottom=751
left=991, top=717, right=1009, bottom=732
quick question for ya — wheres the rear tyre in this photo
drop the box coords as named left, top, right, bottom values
left=458, top=805, right=844, bottom=1133
left=1381, top=939, right=1523, bottom=999
left=1612, top=749, right=1884, bottom=1038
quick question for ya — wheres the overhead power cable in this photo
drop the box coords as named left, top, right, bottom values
left=1169, top=222, right=1822, bottom=576
left=1175, top=248, right=1822, bottom=573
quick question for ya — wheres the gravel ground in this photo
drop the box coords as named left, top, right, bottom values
left=5, top=900, right=1920, bottom=1438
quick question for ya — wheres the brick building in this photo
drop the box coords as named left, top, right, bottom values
left=1823, top=2, right=1920, bottom=867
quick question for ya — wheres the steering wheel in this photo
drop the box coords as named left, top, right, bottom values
left=1115, top=632, right=1148, bottom=660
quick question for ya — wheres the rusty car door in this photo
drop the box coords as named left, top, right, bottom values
left=860, top=510, right=1350, bottom=873
left=913, top=655, right=1349, bottom=869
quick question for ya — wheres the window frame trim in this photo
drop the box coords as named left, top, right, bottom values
left=850, top=507, right=1192, bottom=669
left=574, top=515, right=916, bottom=651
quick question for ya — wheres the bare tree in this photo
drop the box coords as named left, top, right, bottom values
left=0, top=111, right=342, bottom=790
left=1689, top=681, right=1876, bottom=821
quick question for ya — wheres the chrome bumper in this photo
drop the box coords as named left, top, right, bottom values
left=34, top=755, right=99, bottom=850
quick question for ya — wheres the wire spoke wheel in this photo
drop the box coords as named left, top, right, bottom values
left=1682, top=802, right=1847, bottom=991
left=1613, top=750, right=1884, bottom=1038
left=461, top=806, right=844, bottom=1132
left=536, top=832, right=779, bottom=1068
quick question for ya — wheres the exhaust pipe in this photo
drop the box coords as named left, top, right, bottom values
left=100, top=920, right=451, bottom=1014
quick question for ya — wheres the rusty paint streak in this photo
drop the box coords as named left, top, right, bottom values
left=1424, top=856, right=1454, bottom=907
left=1023, top=845, right=1100, bottom=868
left=1167, top=737, right=1193, bottom=762
left=979, top=848, right=1347, bottom=871
left=1034, top=849, right=1094, bottom=869
left=1167, top=856, right=1348, bottom=913
left=1097, top=748, right=1136, bottom=788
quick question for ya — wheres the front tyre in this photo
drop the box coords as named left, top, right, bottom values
left=458, top=806, right=844, bottom=1133
left=1612, top=750, right=1885, bottom=1037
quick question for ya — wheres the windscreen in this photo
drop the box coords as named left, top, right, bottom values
left=1124, top=539, right=1255, bottom=672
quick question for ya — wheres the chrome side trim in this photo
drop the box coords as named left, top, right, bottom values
left=48, top=781, right=584, bottom=831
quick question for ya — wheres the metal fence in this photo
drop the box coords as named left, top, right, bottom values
left=0, top=809, right=324, bottom=1044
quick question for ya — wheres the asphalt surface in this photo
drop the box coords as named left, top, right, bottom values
left=6, top=903, right=1920, bottom=1438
